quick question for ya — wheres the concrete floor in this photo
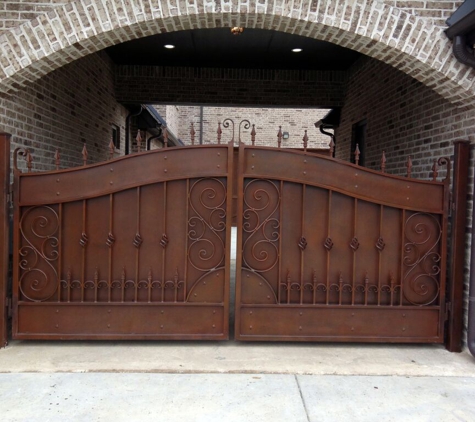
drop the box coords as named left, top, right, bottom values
left=0, top=341, right=475, bottom=421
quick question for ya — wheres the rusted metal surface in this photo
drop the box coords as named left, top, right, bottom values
left=0, top=133, right=10, bottom=347
left=234, top=142, right=451, bottom=342
left=446, top=140, right=470, bottom=352
left=12, top=144, right=233, bottom=340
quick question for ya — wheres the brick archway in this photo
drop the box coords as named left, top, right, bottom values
left=0, top=0, right=474, bottom=104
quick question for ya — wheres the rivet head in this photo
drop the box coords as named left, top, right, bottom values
left=246, top=274, right=250, bottom=278
left=403, top=327, right=406, bottom=331
left=250, top=311, right=253, bottom=315
left=203, top=281, right=207, bottom=285
left=56, top=179, right=60, bottom=182
left=402, top=313, right=406, bottom=317
left=107, top=324, right=110, bottom=328
left=194, top=293, right=197, bottom=297
left=110, top=181, right=113, bottom=185
left=161, top=310, right=164, bottom=314
left=299, top=326, right=302, bottom=330
left=249, top=325, right=253, bottom=329
left=299, top=312, right=303, bottom=316
left=217, top=153, right=221, bottom=157
left=110, top=168, right=114, bottom=172
left=352, top=313, right=355, bottom=316
left=213, top=310, right=216, bottom=314
left=164, top=156, right=167, bottom=160
left=304, top=160, right=307, bottom=163
left=161, top=325, right=164, bottom=329
left=55, top=324, right=59, bottom=328
left=217, top=165, right=220, bottom=168
left=108, top=309, right=111, bottom=313
left=351, top=327, right=354, bottom=331
left=212, top=324, right=216, bottom=328
left=303, top=171, right=306, bottom=175
left=267, top=295, right=270, bottom=299
left=252, top=154, right=255, bottom=157
left=259, top=282, right=262, bottom=286
left=56, top=309, right=59, bottom=313
left=251, top=166, right=255, bottom=169
left=164, top=169, right=167, bottom=173
left=56, top=192, right=60, bottom=195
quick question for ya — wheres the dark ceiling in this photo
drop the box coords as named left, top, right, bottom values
left=106, top=28, right=361, bottom=71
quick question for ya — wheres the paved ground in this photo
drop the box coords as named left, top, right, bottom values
left=1, top=372, right=475, bottom=422
left=0, top=341, right=474, bottom=421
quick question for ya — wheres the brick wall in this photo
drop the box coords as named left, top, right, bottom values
left=115, top=67, right=347, bottom=108
left=0, top=0, right=70, bottom=35
left=175, top=106, right=332, bottom=148
left=336, top=56, right=473, bottom=179
left=0, top=51, right=127, bottom=172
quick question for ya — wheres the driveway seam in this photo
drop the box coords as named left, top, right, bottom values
left=294, top=374, right=311, bottom=422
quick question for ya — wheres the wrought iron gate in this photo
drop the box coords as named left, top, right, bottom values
left=12, top=143, right=233, bottom=340
left=234, top=143, right=451, bottom=343
left=6, top=127, right=462, bottom=345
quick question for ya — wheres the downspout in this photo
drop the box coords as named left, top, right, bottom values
left=318, top=123, right=336, bottom=157
left=146, top=130, right=163, bottom=151
left=125, top=106, right=143, bottom=155
left=468, top=167, right=475, bottom=357
left=199, top=106, right=204, bottom=145
left=453, top=35, right=475, bottom=68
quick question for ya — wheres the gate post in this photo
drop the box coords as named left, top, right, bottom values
left=446, top=140, right=470, bottom=352
left=0, top=133, right=10, bottom=348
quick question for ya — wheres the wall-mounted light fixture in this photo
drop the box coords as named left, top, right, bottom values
left=231, top=27, right=244, bottom=35
left=282, top=132, right=290, bottom=139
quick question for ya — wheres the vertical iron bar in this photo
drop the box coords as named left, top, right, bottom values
left=81, top=200, right=86, bottom=303
left=352, top=198, right=357, bottom=305
left=399, top=209, right=405, bottom=307
left=109, top=194, right=113, bottom=303
left=300, top=184, right=306, bottom=304
left=135, top=187, right=140, bottom=303
left=57, top=203, right=62, bottom=302
left=278, top=180, right=283, bottom=304
left=161, top=181, right=167, bottom=302
left=378, top=205, right=383, bottom=306
left=184, top=179, right=189, bottom=302
left=447, top=140, right=470, bottom=352
left=326, top=191, right=332, bottom=305
left=0, top=133, right=10, bottom=347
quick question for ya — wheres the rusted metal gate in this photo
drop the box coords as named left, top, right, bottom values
left=12, top=142, right=233, bottom=340
left=234, top=142, right=452, bottom=343
left=4, top=127, right=467, bottom=346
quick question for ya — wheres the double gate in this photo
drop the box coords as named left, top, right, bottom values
left=0, top=132, right=467, bottom=347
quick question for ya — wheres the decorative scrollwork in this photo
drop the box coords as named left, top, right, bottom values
left=106, top=232, right=115, bottom=248
left=298, top=237, right=307, bottom=251
left=403, top=212, right=441, bottom=305
left=376, top=237, right=385, bottom=251
left=242, top=179, right=280, bottom=274
left=324, top=237, right=333, bottom=251
left=79, top=232, right=88, bottom=248
left=350, top=237, right=359, bottom=251
left=133, top=233, right=143, bottom=248
left=160, top=233, right=169, bottom=248
left=19, top=206, right=59, bottom=302
left=188, top=178, right=226, bottom=272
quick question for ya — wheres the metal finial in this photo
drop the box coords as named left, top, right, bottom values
left=380, top=150, right=386, bottom=173
left=354, top=144, right=360, bottom=166
left=277, top=126, right=283, bottom=149
left=82, top=144, right=88, bottom=166
left=303, top=130, right=308, bottom=152
left=251, top=124, right=256, bottom=146
left=54, top=148, right=60, bottom=170
left=136, top=130, right=142, bottom=153
left=190, top=123, right=195, bottom=146
left=217, top=122, right=222, bottom=145
left=329, top=138, right=335, bottom=157
left=163, top=127, right=168, bottom=148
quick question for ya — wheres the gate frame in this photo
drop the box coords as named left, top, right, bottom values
left=0, top=133, right=10, bottom=348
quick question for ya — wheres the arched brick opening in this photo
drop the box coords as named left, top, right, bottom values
left=0, top=0, right=474, bottom=105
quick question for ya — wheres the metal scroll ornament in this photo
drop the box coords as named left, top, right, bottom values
left=19, top=206, right=59, bottom=301
left=242, top=179, right=280, bottom=274
left=403, top=212, right=441, bottom=306
left=188, top=178, right=227, bottom=272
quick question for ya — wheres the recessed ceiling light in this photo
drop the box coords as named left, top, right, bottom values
left=164, top=44, right=175, bottom=49
left=292, top=48, right=302, bottom=53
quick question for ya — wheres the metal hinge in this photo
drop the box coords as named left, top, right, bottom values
left=445, top=301, right=452, bottom=321
left=6, top=298, right=12, bottom=318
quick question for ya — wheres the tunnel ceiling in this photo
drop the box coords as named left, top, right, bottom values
left=106, top=28, right=361, bottom=71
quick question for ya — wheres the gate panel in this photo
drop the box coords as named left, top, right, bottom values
left=235, top=145, right=449, bottom=342
left=13, top=145, right=232, bottom=340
